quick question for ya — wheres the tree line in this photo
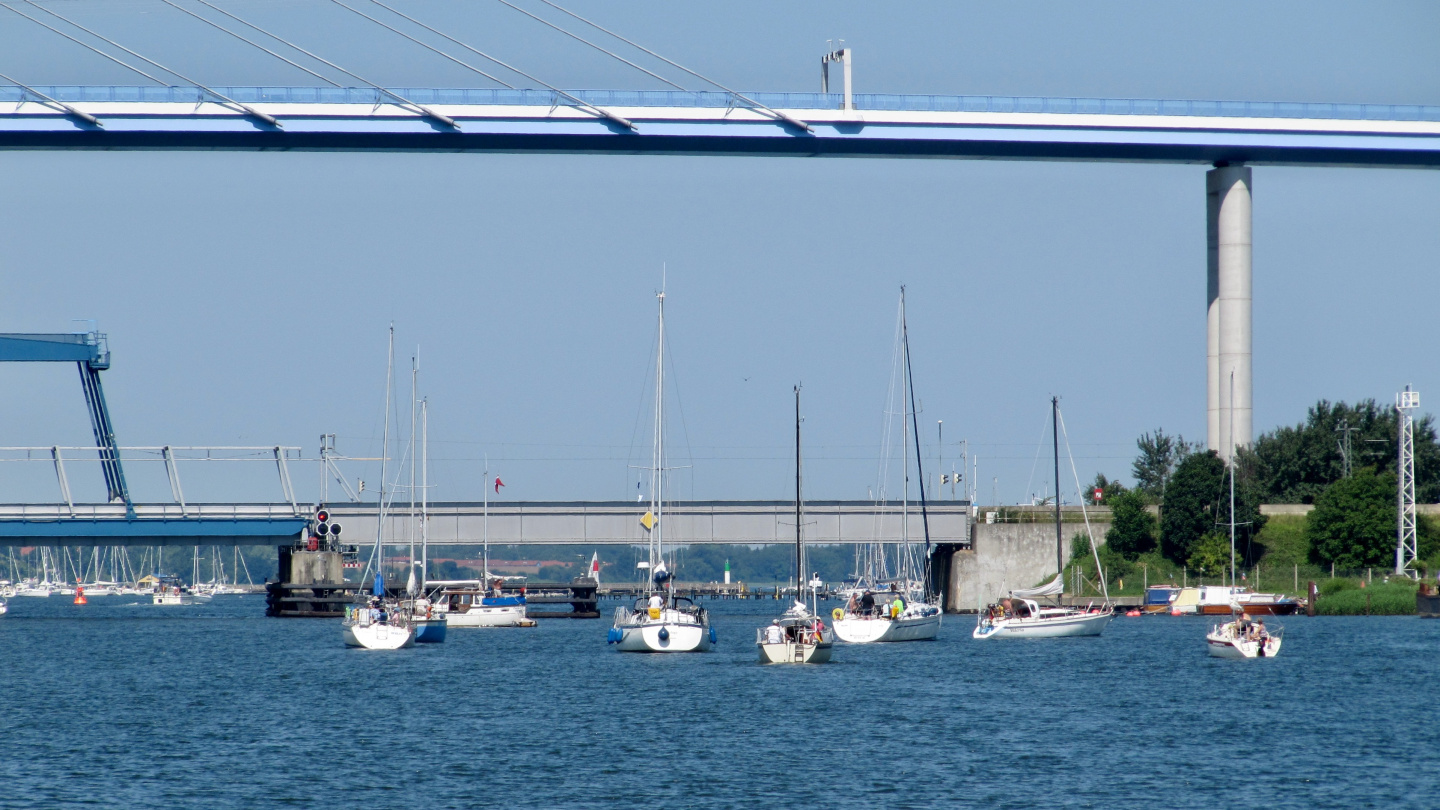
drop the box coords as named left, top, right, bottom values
left=1095, top=400, right=1440, bottom=575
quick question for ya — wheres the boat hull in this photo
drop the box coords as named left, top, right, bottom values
left=414, top=618, right=448, bottom=643
left=615, top=621, right=712, bottom=653
left=832, top=610, right=941, bottom=643
left=1238, top=601, right=1300, bottom=616
left=1206, top=634, right=1282, bottom=658
left=153, top=593, right=195, bottom=606
left=442, top=604, right=531, bottom=628
left=343, top=622, right=415, bottom=649
left=757, top=640, right=833, bottom=664
left=973, top=610, right=1114, bottom=639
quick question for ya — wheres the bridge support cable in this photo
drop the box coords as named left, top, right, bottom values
left=326, top=0, right=514, bottom=89
left=162, top=446, right=188, bottom=517
left=77, top=362, right=131, bottom=511
left=51, top=447, right=75, bottom=516
left=363, top=0, right=633, bottom=130
left=9, top=0, right=280, bottom=128
left=154, top=0, right=345, bottom=89
left=534, top=0, right=813, bottom=133
left=0, top=71, right=100, bottom=126
left=189, top=0, right=456, bottom=129
left=492, top=0, right=683, bottom=90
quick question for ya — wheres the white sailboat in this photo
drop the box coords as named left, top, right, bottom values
left=974, top=398, right=1115, bottom=639
left=608, top=287, right=714, bottom=653
left=757, top=386, right=833, bottom=664
left=342, top=326, right=416, bottom=650
left=833, top=289, right=942, bottom=643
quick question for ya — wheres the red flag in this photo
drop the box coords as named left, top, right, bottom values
left=494, top=476, right=505, bottom=493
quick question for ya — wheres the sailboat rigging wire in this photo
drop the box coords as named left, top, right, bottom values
left=533, top=0, right=813, bottom=132
left=900, top=289, right=934, bottom=598
left=0, top=70, right=100, bottom=125
left=329, top=0, right=514, bottom=88
left=156, top=0, right=341, bottom=87
left=187, top=0, right=455, bottom=128
left=1023, top=410, right=1051, bottom=506
left=1056, top=404, right=1110, bottom=604
left=12, top=0, right=280, bottom=127
left=493, top=0, right=683, bottom=89
left=363, top=0, right=632, bottom=129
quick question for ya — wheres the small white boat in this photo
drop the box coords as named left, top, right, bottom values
left=758, top=603, right=833, bottom=663
left=343, top=603, right=416, bottom=650
left=432, top=581, right=533, bottom=628
left=153, top=590, right=195, bottom=606
left=974, top=597, right=1114, bottom=639
left=0, top=598, right=8, bottom=616
left=1206, top=618, right=1283, bottom=659
left=14, top=586, right=53, bottom=598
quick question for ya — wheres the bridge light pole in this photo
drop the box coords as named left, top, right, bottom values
left=1207, top=164, right=1252, bottom=462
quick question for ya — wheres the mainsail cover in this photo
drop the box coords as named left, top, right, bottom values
left=1011, top=575, right=1063, bottom=598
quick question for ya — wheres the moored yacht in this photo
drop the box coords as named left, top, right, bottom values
left=432, top=580, right=533, bottom=628
left=1206, top=616, right=1283, bottom=658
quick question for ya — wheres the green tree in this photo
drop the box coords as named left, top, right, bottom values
left=1160, top=451, right=1225, bottom=564
left=1249, top=399, right=1440, bottom=504
left=1187, top=532, right=1233, bottom=576
left=1085, top=473, right=1127, bottom=505
left=1132, top=429, right=1195, bottom=497
left=1306, top=468, right=1399, bottom=569
left=1105, top=489, right=1156, bottom=560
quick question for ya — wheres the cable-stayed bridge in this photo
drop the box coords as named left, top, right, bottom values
left=1, top=1, right=1435, bottom=551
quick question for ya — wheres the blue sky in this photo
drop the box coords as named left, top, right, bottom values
left=1, top=1, right=1437, bottom=506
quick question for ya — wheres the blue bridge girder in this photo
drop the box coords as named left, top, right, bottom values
left=3, top=88, right=1440, bottom=167
left=0, top=332, right=131, bottom=508
left=0, top=504, right=308, bottom=546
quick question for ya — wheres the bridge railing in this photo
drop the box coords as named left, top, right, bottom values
left=6, top=86, right=1440, bottom=123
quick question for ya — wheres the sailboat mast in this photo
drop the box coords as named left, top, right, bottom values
left=795, top=385, right=803, bottom=600
left=1053, top=396, right=1062, bottom=579
left=1229, top=370, right=1236, bottom=588
left=650, top=289, right=666, bottom=582
left=901, top=289, right=934, bottom=600
left=421, top=397, right=428, bottom=593
left=408, top=355, right=417, bottom=594
left=375, top=325, right=394, bottom=587
left=483, top=454, right=489, bottom=581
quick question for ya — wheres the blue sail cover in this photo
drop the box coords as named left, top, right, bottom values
left=372, top=573, right=386, bottom=597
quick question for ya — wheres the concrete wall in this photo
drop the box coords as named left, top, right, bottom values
left=946, top=520, right=1110, bottom=611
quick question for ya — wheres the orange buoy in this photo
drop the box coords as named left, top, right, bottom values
left=74, top=586, right=87, bottom=605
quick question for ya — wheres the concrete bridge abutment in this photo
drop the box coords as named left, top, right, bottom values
left=1207, top=164, right=1253, bottom=461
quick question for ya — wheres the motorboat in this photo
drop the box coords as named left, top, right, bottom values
left=756, top=386, right=833, bottom=665
left=1233, top=591, right=1302, bottom=615
left=150, top=575, right=199, bottom=605
left=1206, top=617, right=1283, bottom=658
left=1143, top=585, right=1181, bottom=613
left=1198, top=585, right=1245, bottom=615
left=411, top=599, right=448, bottom=644
left=611, top=593, right=714, bottom=652
left=432, top=580, right=533, bottom=628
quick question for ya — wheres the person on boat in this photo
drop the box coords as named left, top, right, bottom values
left=647, top=592, right=664, bottom=612
left=1236, top=612, right=1253, bottom=638
left=860, top=591, right=876, bottom=616
left=846, top=592, right=858, bottom=614
left=891, top=596, right=904, bottom=618
left=1255, top=619, right=1269, bottom=651
left=765, top=620, right=783, bottom=644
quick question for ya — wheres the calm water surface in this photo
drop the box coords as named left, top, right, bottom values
left=1, top=595, right=1437, bottom=809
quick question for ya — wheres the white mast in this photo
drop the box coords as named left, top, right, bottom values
left=1229, top=369, right=1236, bottom=588
left=483, top=454, right=489, bottom=581
left=649, top=287, right=666, bottom=587
left=421, top=397, right=429, bottom=593
left=372, top=325, right=394, bottom=588
left=407, top=353, right=418, bottom=596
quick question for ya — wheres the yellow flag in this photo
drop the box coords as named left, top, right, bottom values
left=640, top=511, right=656, bottom=531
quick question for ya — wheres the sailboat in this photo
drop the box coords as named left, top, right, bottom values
left=608, top=287, right=714, bottom=653
left=832, top=289, right=943, bottom=643
left=409, top=394, right=446, bottom=644
left=429, top=456, right=533, bottom=628
left=973, top=398, right=1114, bottom=639
left=342, top=326, right=417, bottom=650
left=757, top=386, right=833, bottom=664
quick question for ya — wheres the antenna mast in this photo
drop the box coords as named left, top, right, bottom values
left=1396, top=386, right=1420, bottom=575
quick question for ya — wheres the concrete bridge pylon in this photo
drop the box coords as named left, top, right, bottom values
left=1207, top=164, right=1253, bottom=462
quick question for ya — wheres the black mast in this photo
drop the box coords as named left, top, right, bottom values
left=1053, top=396, right=1063, bottom=579
left=900, top=289, right=934, bottom=601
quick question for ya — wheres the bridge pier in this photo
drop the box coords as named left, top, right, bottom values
left=1207, top=164, right=1253, bottom=461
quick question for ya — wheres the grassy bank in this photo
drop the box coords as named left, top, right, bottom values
left=1314, top=578, right=1419, bottom=615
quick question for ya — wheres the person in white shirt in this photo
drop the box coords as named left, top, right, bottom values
left=648, top=593, right=664, bottom=611
left=765, top=620, right=784, bottom=644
